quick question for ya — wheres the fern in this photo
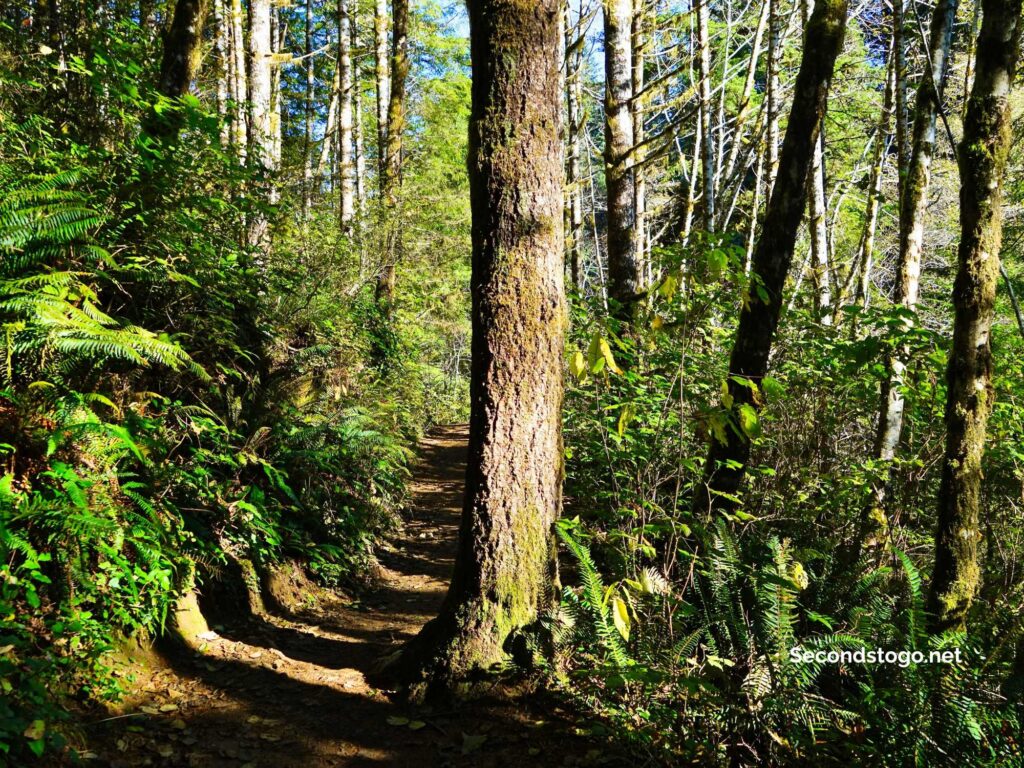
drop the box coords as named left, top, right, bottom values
left=555, top=521, right=633, bottom=667
left=0, top=170, right=208, bottom=385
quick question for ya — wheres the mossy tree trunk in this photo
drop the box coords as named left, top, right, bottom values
left=157, top=0, right=209, bottom=104
left=373, top=0, right=390, bottom=184
left=692, top=0, right=848, bottom=521
left=140, top=0, right=208, bottom=145
left=392, top=0, right=565, bottom=694
left=564, top=3, right=586, bottom=289
left=870, top=0, right=959, bottom=532
left=603, top=0, right=641, bottom=319
left=928, top=0, right=1021, bottom=634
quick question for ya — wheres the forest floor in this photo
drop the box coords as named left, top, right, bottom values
left=80, top=425, right=616, bottom=768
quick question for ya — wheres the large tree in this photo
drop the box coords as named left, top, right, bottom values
left=692, top=0, right=848, bottom=521
left=928, top=0, right=1022, bottom=634
left=390, top=0, right=565, bottom=693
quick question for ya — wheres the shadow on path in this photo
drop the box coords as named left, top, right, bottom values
left=85, top=425, right=619, bottom=767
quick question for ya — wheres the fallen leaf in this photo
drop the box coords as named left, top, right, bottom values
left=461, top=733, right=487, bottom=755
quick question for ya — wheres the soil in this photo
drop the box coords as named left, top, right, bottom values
left=78, top=425, right=620, bottom=768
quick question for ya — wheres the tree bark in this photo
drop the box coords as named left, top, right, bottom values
left=928, top=0, right=1021, bottom=634
left=764, top=0, right=784, bottom=197
left=693, top=0, right=848, bottom=520
left=338, top=0, right=356, bottom=230
left=632, top=2, right=647, bottom=280
left=564, top=3, right=585, bottom=289
left=374, top=0, right=390, bottom=185
left=246, top=0, right=275, bottom=251
left=302, top=0, right=315, bottom=215
left=603, top=0, right=641, bottom=319
left=353, top=6, right=367, bottom=221
left=157, top=0, right=209, bottom=102
left=213, top=0, right=230, bottom=146
left=871, top=0, right=959, bottom=524
left=807, top=130, right=831, bottom=321
left=229, top=0, right=248, bottom=159
left=696, top=0, right=716, bottom=232
left=376, top=0, right=408, bottom=304
left=247, top=0, right=273, bottom=165
left=390, top=0, right=564, bottom=695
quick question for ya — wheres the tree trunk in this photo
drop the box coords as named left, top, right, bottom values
left=693, top=0, right=848, bottom=520
left=303, top=0, right=315, bottom=215
left=376, top=0, right=408, bottom=304
left=765, top=0, right=784, bottom=196
left=872, top=0, right=959, bottom=522
left=807, top=130, right=831, bottom=321
left=213, top=0, right=230, bottom=146
left=390, top=0, right=564, bottom=695
left=374, top=0, right=390, bottom=185
left=850, top=48, right=895, bottom=315
left=928, top=0, right=1021, bottom=634
left=632, top=2, right=647, bottom=280
left=696, top=0, right=715, bottom=232
left=246, top=0, right=275, bottom=250
left=229, top=0, right=248, bottom=159
left=893, top=0, right=911, bottom=175
left=603, top=0, right=641, bottom=318
left=157, top=0, right=209, bottom=102
left=338, top=0, right=356, bottom=230
left=564, top=4, right=585, bottom=289
left=353, top=5, right=367, bottom=221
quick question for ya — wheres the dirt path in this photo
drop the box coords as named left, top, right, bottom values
left=86, top=425, right=608, bottom=767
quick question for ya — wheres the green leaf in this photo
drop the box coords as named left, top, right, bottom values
left=737, top=404, right=761, bottom=439
left=599, top=338, right=623, bottom=375
left=461, top=733, right=487, bottom=755
left=568, top=349, right=587, bottom=380
left=23, top=720, right=46, bottom=741
left=617, top=403, right=636, bottom=437
left=611, top=595, right=631, bottom=641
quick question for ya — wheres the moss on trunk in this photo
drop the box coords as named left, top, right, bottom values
left=386, top=0, right=565, bottom=697
left=928, top=0, right=1022, bottom=634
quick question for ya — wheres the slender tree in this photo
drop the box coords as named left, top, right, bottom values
left=338, top=0, right=356, bottom=229
left=928, top=0, right=1021, bottom=634
left=353, top=5, right=367, bottom=221
left=376, top=0, right=408, bottom=304
left=807, top=130, right=831, bottom=320
left=228, top=0, right=248, bottom=158
left=391, top=0, right=565, bottom=692
left=693, top=0, right=848, bottom=520
left=695, top=0, right=715, bottom=231
left=247, top=0, right=275, bottom=250
left=302, top=0, right=315, bottom=215
left=374, top=0, right=390, bottom=183
left=603, top=0, right=642, bottom=318
left=564, top=3, right=586, bottom=289
left=873, top=0, right=960, bottom=503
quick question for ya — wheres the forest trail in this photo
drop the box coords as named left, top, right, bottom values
left=86, top=425, right=606, bottom=768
